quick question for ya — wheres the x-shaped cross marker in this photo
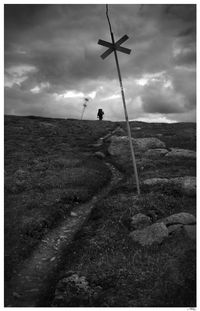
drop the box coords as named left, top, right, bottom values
left=98, top=34, right=131, bottom=59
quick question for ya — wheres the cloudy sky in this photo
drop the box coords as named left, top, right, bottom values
left=4, top=4, right=196, bottom=122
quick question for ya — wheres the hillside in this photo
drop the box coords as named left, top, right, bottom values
left=4, top=115, right=196, bottom=307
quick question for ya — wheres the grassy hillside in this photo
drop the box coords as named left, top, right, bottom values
left=4, top=115, right=114, bottom=281
left=4, top=115, right=196, bottom=306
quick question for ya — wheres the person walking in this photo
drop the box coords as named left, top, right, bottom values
left=97, top=108, right=104, bottom=120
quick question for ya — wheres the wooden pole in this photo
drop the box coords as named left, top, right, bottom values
left=106, top=6, right=140, bottom=195
left=80, top=105, right=86, bottom=120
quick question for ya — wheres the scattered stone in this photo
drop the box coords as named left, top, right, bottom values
left=155, top=133, right=163, bottom=137
left=184, top=225, right=196, bottom=240
left=70, top=212, right=78, bottom=217
left=142, top=178, right=170, bottom=186
left=99, top=126, right=125, bottom=143
left=165, top=148, right=196, bottom=158
left=133, top=137, right=166, bottom=151
left=94, top=151, right=106, bottom=159
left=108, top=136, right=166, bottom=159
left=167, top=224, right=183, bottom=234
left=130, top=213, right=151, bottom=230
left=180, top=176, right=196, bottom=196
left=40, top=122, right=56, bottom=128
left=107, top=136, right=129, bottom=157
left=129, top=222, right=168, bottom=246
left=144, top=148, right=169, bottom=158
left=113, top=126, right=125, bottom=135
left=133, top=127, right=141, bottom=130
left=142, top=176, right=196, bottom=197
left=161, top=212, right=196, bottom=226
left=146, top=210, right=158, bottom=222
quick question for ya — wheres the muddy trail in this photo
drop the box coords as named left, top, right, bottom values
left=5, top=140, right=125, bottom=307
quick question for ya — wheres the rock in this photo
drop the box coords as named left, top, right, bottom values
left=133, top=127, right=141, bottom=130
left=142, top=176, right=196, bottom=197
left=112, top=126, right=125, bottom=136
left=167, top=224, right=183, bottom=234
left=133, top=137, right=166, bottom=151
left=108, top=136, right=166, bottom=159
left=160, top=212, right=196, bottom=226
left=165, top=148, right=196, bottom=158
left=40, top=122, right=56, bottom=128
left=129, top=222, right=168, bottom=246
left=156, top=133, right=163, bottom=137
left=184, top=225, right=196, bottom=240
left=70, top=212, right=78, bottom=217
left=130, top=213, right=151, bottom=230
left=142, top=178, right=170, bottom=186
left=94, top=151, right=106, bottom=159
left=146, top=210, right=158, bottom=222
left=144, top=148, right=169, bottom=158
left=180, top=176, right=196, bottom=196
left=107, top=136, right=129, bottom=156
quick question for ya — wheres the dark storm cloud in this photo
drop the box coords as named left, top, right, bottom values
left=141, top=92, right=185, bottom=114
left=5, top=4, right=112, bottom=92
left=4, top=4, right=196, bottom=122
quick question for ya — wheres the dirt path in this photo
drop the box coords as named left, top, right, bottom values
left=5, top=158, right=124, bottom=307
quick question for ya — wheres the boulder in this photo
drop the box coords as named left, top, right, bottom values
left=108, top=136, right=166, bottom=158
left=107, top=136, right=129, bottom=156
left=184, top=225, right=196, bottom=240
left=180, top=176, right=196, bottom=196
left=144, top=148, right=169, bottom=158
left=142, top=178, right=170, bottom=186
left=130, top=213, right=151, bottom=230
left=129, top=222, right=168, bottom=246
left=165, top=148, right=196, bottom=158
left=167, top=224, right=183, bottom=234
left=160, top=212, right=196, bottom=226
left=170, top=176, right=196, bottom=196
left=133, top=137, right=166, bottom=151
left=142, top=176, right=196, bottom=197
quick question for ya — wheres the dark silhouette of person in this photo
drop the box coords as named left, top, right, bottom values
left=97, top=108, right=104, bottom=120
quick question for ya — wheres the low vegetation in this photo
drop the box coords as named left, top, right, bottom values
left=4, top=115, right=113, bottom=281
left=4, top=115, right=196, bottom=306
left=58, top=186, right=196, bottom=307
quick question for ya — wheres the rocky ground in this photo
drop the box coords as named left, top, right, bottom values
left=4, top=115, right=196, bottom=307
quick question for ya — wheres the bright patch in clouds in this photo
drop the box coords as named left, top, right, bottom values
left=135, top=115, right=176, bottom=123
left=5, top=65, right=37, bottom=87
left=63, top=90, right=85, bottom=98
left=30, top=82, right=50, bottom=93
left=101, top=94, right=121, bottom=101
left=4, top=4, right=196, bottom=122
left=135, top=71, right=166, bottom=86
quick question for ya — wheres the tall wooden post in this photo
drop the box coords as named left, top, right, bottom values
left=98, top=4, right=140, bottom=195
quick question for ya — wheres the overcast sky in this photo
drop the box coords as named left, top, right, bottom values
left=4, top=4, right=196, bottom=122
